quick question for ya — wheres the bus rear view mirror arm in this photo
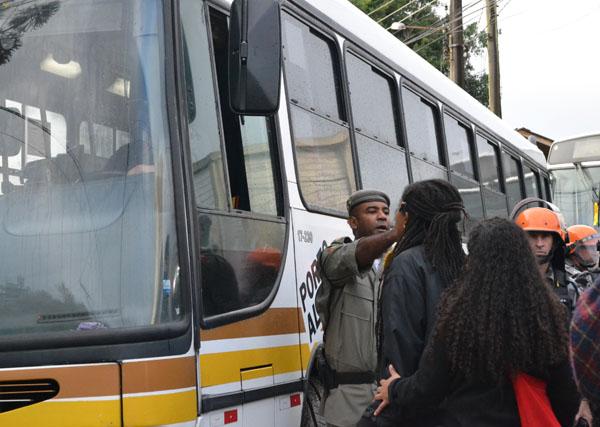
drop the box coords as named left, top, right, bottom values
left=228, top=0, right=281, bottom=115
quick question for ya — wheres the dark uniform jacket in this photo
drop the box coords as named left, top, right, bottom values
left=376, top=245, right=448, bottom=425
left=388, top=338, right=579, bottom=427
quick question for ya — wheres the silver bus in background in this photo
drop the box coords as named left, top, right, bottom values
left=547, top=134, right=600, bottom=227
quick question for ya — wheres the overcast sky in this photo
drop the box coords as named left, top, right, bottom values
left=468, top=0, right=600, bottom=141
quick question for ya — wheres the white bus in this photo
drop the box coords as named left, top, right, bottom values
left=548, top=134, right=600, bottom=227
left=0, top=0, right=548, bottom=426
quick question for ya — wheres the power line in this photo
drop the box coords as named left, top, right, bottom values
left=412, top=0, right=500, bottom=53
left=414, top=0, right=506, bottom=46
left=368, top=0, right=396, bottom=16
left=404, top=0, right=490, bottom=45
left=404, top=0, right=489, bottom=45
left=413, top=0, right=504, bottom=55
left=377, top=0, right=434, bottom=24
left=398, top=0, right=439, bottom=24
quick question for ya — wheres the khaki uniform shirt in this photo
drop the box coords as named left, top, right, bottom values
left=317, top=237, right=381, bottom=426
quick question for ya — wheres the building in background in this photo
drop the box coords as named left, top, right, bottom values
left=517, top=127, right=554, bottom=159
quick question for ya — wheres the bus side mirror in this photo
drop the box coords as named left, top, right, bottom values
left=0, top=107, right=24, bottom=157
left=228, top=0, right=281, bottom=115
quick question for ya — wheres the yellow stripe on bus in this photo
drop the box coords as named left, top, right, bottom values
left=123, top=389, right=197, bottom=426
left=200, top=344, right=311, bottom=387
left=0, top=400, right=120, bottom=427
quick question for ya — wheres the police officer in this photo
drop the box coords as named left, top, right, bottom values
left=315, top=190, right=406, bottom=427
left=566, top=224, right=600, bottom=293
left=515, top=207, right=576, bottom=311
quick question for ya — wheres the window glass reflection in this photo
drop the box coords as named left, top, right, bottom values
left=502, top=153, right=523, bottom=210
left=199, top=214, right=285, bottom=317
left=356, top=133, right=408, bottom=209
left=451, top=174, right=483, bottom=233
left=444, top=115, right=475, bottom=179
left=282, top=14, right=344, bottom=120
left=290, top=107, right=355, bottom=213
left=0, top=0, right=182, bottom=338
left=402, top=87, right=441, bottom=164
left=476, top=135, right=501, bottom=193
left=346, top=53, right=399, bottom=145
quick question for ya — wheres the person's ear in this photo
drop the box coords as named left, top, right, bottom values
left=348, top=216, right=358, bottom=231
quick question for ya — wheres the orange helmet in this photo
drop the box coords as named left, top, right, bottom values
left=515, top=207, right=566, bottom=241
left=567, top=224, right=600, bottom=255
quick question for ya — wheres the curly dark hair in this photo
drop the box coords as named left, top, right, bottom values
left=428, top=217, right=568, bottom=383
left=390, top=179, right=465, bottom=284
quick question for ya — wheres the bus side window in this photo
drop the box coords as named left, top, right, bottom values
left=401, top=86, right=446, bottom=181
left=444, top=114, right=475, bottom=180
left=543, top=176, right=552, bottom=201
left=476, top=135, right=508, bottom=217
left=523, top=166, right=542, bottom=198
left=181, top=2, right=285, bottom=322
left=283, top=13, right=356, bottom=214
left=346, top=52, right=407, bottom=208
left=502, top=152, right=524, bottom=211
left=444, top=113, right=482, bottom=228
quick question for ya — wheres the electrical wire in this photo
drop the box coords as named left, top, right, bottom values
left=397, top=0, right=439, bottom=24
left=403, top=0, right=490, bottom=46
left=368, top=0, right=396, bottom=16
left=377, top=0, right=434, bottom=24
left=412, top=2, right=494, bottom=52
left=403, top=0, right=488, bottom=45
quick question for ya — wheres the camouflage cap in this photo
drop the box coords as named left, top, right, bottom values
left=346, top=189, right=390, bottom=215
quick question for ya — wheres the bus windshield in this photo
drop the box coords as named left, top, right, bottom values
left=0, top=0, right=182, bottom=339
left=551, top=166, right=600, bottom=226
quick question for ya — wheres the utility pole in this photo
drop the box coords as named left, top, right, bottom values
left=449, top=0, right=465, bottom=88
left=486, top=0, right=502, bottom=116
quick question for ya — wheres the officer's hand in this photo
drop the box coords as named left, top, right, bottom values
left=373, top=365, right=401, bottom=416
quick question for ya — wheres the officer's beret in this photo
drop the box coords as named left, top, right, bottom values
left=346, top=189, right=390, bottom=214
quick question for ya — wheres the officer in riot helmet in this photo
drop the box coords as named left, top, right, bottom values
left=515, top=207, right=576, bottom=311
left=566, top=224, right=600, bottom=293
left=315, top=189, right=405, bottom=427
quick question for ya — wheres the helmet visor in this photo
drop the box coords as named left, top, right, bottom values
left=574, top=234, right=600, bottom=268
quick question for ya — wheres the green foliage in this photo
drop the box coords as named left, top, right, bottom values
left=349, top=0, right=489, bottom=106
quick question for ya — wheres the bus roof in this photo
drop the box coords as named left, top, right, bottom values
left=307, top=0, right=545, bottom=166
left=214, top=0, right=547, bottom=167
left=548, top=133, right=600, bottom=165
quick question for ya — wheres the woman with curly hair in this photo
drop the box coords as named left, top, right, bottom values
left=368, top=179, right=467, bottom=426
left=373, top=218, right=580, bottom=426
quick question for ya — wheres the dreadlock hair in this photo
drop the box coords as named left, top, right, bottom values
left=377, top=179, right=466, bottom=360
left=386, top=179, right=466, bottom=284
left=426, top=217, right=568, bottom=384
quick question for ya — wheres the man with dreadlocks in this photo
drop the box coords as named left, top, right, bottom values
left=515, top=207, right=576, bottom=311
left=361, top=179, right=466, bottom=426
left=315, top=189, right=406, bottom=427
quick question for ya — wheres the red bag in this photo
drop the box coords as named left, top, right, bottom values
left=512, top=372, right=560, bottom=427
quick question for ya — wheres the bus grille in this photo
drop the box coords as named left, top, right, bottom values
left=0, top=379, right=59, bottom=413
